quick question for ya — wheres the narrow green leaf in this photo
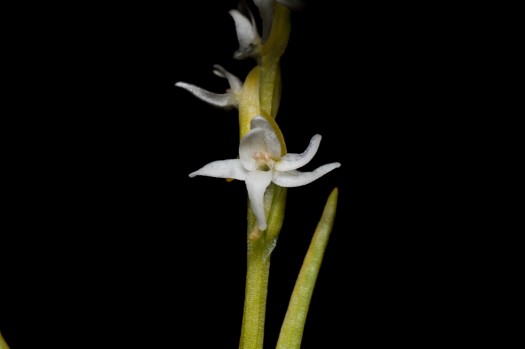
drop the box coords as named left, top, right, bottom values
left=0, top=331, right=10, bottom=349
left=276, top=188, right=339, bottom=349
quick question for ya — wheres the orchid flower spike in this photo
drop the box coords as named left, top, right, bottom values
left=175, top=65, right=243, bottom=109
left=254, top=0, right=303, bottom=42
left=189, top=116, right=341, bottom=231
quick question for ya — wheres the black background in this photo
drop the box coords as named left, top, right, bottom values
left=1, top=1, right=476, bottom=348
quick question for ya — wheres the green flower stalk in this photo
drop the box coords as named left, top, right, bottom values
left=175, top=1, right=340, bottom=348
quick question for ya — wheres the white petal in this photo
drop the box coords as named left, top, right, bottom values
left=273, top=163, right=341, bottom=188
left=212, top=64, right=243, bottom=93
left=250, top=116, right=281, bottom=158
left=175, top=82, right=237, bottom=108
left=189, top=159, right=247, bottom=181
left=253, top=0, right=274, bottom=42
left=245, top=170, right=273, bottom=230
left=229, top=9, right=258, bottom=58
left=275, top=134, right=322, bottom=172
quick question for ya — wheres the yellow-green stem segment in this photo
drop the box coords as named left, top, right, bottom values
left=259, top=4, right=291, bottom=118
left=239, top=230, right=271, bottom=349
left=239, top=183, right=287, bottom=349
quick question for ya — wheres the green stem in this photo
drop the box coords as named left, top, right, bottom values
left=239, top=232, right=271, bottom=349
left=259, top=4, right=290, bottom=118
left=259, top=56, right=281, bottom=118
left=239, top=184, right=287, bottom=349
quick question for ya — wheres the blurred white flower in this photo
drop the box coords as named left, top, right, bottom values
left=229, top=6, right=260, bottom=59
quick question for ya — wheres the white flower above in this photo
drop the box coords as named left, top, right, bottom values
left=189, top=116, right=341, bottom=230
left=175, top=65, right=243, bottom=109
left=229, top=6, right=260, bottom=59
left=229, top=0, right=304, bottom=56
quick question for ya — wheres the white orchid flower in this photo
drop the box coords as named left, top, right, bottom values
left=175, top=65, right=243, bottom=109
left=229, top=6, right=260, bottom=59
left=189, top=116, right=341, bottom=231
